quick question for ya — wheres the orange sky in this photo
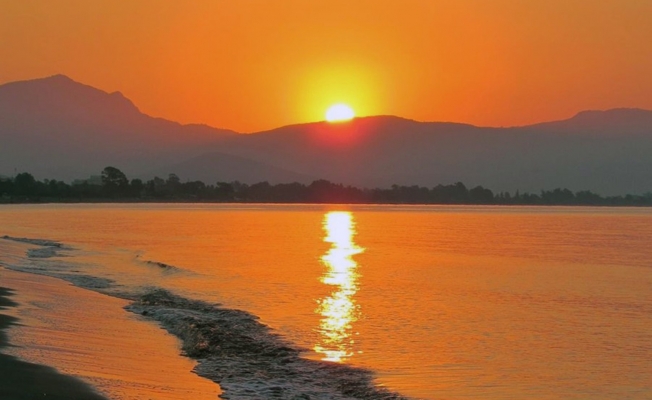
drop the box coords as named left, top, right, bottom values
left=1, top=0, right=651, bottom=132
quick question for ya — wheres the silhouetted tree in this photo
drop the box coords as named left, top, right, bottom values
left=215, top=182, right=235, bottom=200
left=143, top=176, right=166, bottom=197
left=180, top=180, right=207, bottom=197
left=130, top=178, right=144, bottom=198
left=469, top=186, right=494, bottom=204
left=101, top=166, right=129, bottom=197
left=14, top=172, right=37, bottom=196
left=431, top=182, right=469, bottom=203
left=3, top=165, right=652, bottom=206
left=0, top=177, right=13, bottom=196
left=166, top=173, right=181, bottom=196
left=541, top=188, right=575, bottom=205
left=575, top=190, right=601, bottom=205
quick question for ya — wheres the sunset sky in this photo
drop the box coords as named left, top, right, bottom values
left=1, top=0, right=651, bottom=132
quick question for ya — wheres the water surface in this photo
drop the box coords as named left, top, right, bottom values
left=1, top=204, right=651, bottom=399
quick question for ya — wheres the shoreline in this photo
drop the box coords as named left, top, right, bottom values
left=2, top=199, right=652, bottom=207
left=0, top=286, right=108, bottom=400
left=0, top=266, right=221, bottom=400
left=1, top=236, right=410, bottom=399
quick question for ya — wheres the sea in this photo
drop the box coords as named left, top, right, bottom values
left=1, top=204, right=651, bottom=399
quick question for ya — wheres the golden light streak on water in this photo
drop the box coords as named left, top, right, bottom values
left=314, top=211, right=364, bottom=362
left=3, top=205, right=652, bottom=399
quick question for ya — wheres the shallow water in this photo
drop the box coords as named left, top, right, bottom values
left=0, top=266, right=220, bottom=400
left=1, top=204, right=652, bottom=399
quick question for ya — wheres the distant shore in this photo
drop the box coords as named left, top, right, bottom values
left=2, top=168, right=652, bottom=206
left=2, top=199, right=652, bottom=207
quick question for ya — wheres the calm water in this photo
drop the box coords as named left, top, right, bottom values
left=1, top=204, right=652, bottom=399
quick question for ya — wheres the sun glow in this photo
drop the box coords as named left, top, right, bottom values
left=325, top=104, right=355, bottom=122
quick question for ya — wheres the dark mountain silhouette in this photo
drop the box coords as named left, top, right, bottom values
left=143, top=152, right=316, bottom=184
left=218, top=111, right=652, bottom=194
left=529, top=108, right=652, bottom=134
left=1, top=75, right=651, bottom=194
left=1, top=75, right=242, bottom=180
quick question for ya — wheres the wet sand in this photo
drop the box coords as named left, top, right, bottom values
left=0, top=287, right=107, bottom=399
left=0, top=268, right=220, bottom=400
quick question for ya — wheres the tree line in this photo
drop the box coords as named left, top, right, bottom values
left=1, top=166, right=651, bottom=206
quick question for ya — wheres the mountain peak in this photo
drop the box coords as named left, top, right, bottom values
left=45, top=73, right=75, bottom=82
left=0, top=74, right=141, bottom=118
left=15, top=74, right=83, bottom=89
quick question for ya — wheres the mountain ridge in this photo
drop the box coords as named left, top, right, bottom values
left=5, top=74, right=651, bottom=131
left=1, top=75, right=651, bottom=194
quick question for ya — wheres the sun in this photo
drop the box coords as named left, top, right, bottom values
left=325, top=104, right=355, bottom=122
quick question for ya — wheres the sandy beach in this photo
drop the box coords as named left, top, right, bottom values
left=1, top=286, right=108, bottom=399
left=0, top=267, right=220, bottom=400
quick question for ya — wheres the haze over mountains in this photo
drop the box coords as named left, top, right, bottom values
left=1, top=75, right=651, bottom=195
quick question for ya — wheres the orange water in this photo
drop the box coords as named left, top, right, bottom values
left=1, top=204, right=651, bottom=399
left=0, top=267, right=220, bottom=400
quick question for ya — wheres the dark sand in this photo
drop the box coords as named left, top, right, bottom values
left=0, top=287, right=108, bottom=400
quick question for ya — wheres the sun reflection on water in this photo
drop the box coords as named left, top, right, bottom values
left=314, top=211, right=364, bottom=362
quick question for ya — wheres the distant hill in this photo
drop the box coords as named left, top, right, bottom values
left=0, top=75, right=240, bottom=181
left=218, top=110, right=652, bottom=194
left=1, top=75, right=651, bottom=194
left=143, top=152, right=316, bottom=184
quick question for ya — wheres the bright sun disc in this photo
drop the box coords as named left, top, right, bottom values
left=325, top=104, right=355, bottom=122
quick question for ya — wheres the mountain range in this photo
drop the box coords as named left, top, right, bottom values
left=1, top=75, right=651, bottom=195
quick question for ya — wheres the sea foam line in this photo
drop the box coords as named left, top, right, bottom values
left=127, top=288, right=409, bottom=400
left=1, top=236, right=411, bottom=400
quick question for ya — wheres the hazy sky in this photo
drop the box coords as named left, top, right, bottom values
left=1, top=0, right=651, bottom=132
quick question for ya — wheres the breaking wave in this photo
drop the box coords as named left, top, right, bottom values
left=134, top=255, right=190, bottom=275
left=2, top=235, right=65, bottom=248
left=1, top=235, right=115, bottom=292
left=3, top=235, right=70, bottom=258
left=128, top=289, right=408, bottom=399
left=1, top=236, right=410, bottom=399
left=143, top=260, right=181, bottom=270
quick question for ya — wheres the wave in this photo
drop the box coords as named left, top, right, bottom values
left=134, top=256, right=189, bottom=274
left=2, top=235, right=70, bottom=259
left=1, top=235, right=116, bottom=292
left=143, top=260, right=179, bottom=270
left=2, top=235, right=65, bottom=248
left=2, top=236, right=410, bottom=399
left=127, top=289, right=408, bottom=399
